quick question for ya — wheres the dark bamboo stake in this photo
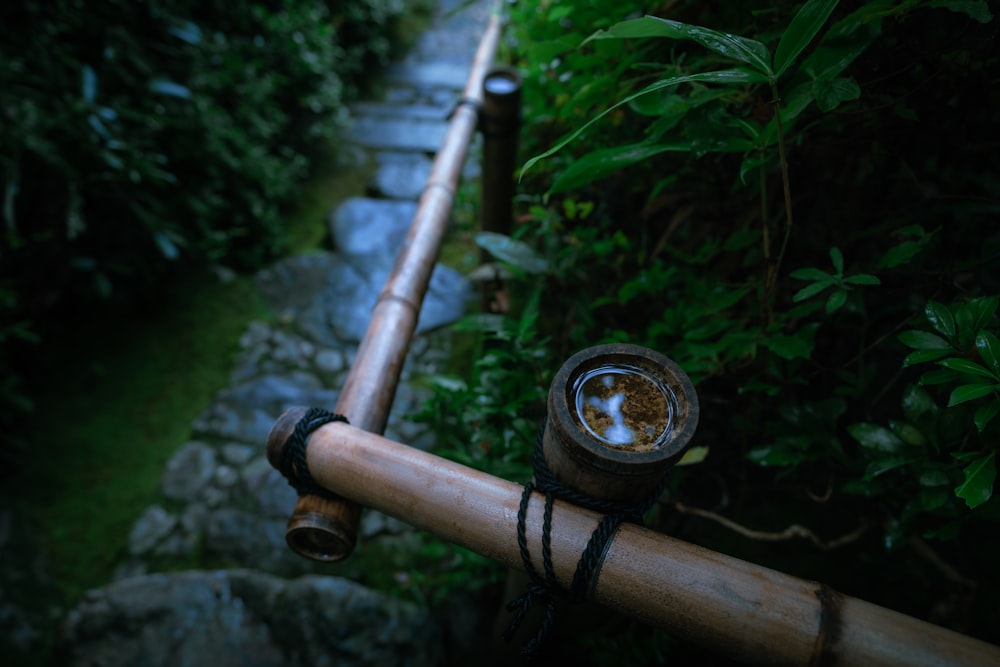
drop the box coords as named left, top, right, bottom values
left=267, top=411, right=1000, bottom=667
left=282, top=7, right=503, bottom=562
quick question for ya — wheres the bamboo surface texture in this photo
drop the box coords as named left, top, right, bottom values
left=282, top=7, right=503, bottom=561
left=267, top=410, right=1000, bottom=667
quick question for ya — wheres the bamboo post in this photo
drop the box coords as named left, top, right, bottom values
left=281, top=8, right=503, bottom=562
left=266, top=410, right=1000, bottom=667
left=478, top=67, right=522, bottom=312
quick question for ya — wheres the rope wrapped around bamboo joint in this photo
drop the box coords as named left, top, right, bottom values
left=503, top=419, right=671, bottom=655
left=265, top=409, right=1000, bottom=667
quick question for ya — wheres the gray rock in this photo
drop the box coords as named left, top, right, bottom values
left=242, top=457, right=297, bottom=516
left=194, top=373, right=338, bottom=443
left=368, top=154, right=434, bottom=200
left=56, top=570, right=446, bottom=667
left=344, top=115, right=448, bottom=152
left=383, top=62, right=470, bottom=90
left=329, top=197, right=417, bottom=257
left=127, top=506, right=177, bottom=556
left=163, top=442, right=217, bottom=502
left=221, top=443, right=256, bottom=467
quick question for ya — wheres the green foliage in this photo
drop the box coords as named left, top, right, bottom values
left=460, top=0, right=1000, bottom=655
left=0, top=0, right=429, bottom=463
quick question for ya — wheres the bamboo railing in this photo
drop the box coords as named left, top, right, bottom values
left=280, top=7, right=503, bottom=562
left=266, top=4, right=1000, bottom=665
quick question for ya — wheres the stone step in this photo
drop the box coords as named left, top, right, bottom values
left=343, top=115, right=448, bottom=153
left=368, top=153, right=434, bottom=200
left=382, top=62, right=471, bottom=90
left=349, top=100, right=452, bottom=121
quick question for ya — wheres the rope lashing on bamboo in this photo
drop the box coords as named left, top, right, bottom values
left=504, top=417, right=670, bottom=656
left=279, top=407, right=349, bottom=499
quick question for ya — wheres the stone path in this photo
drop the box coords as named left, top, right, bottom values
left=48, top=1, right=499, bottom=665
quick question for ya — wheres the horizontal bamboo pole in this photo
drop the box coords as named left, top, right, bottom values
left=266, top=409, right=1000, bottom=667
left=283, top=7, right=503, bottom=561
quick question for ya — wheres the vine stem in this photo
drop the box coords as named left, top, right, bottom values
left=764, top=79, right=794, bottom=310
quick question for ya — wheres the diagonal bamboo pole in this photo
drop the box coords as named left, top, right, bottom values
left=267, top=411, right=1000, bottom=667
left=282, top=6, right=503, bottom=562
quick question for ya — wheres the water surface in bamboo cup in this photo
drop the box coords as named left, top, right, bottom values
left=544, top=344, right=698, bottom=502
left=573, top=364, right=678, bottom=452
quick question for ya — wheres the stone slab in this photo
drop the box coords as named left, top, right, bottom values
left=382, top=62, right=470, bottom=90
left=344, top=116, right=448, bottom=152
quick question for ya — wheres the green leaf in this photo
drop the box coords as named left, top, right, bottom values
left=813, top=76, right=860, bottom=112
left=792, top=279, right=835, bottom=302
left=976, top=331, right=1000, bottom=376
left=520, top=69, right=767, bottom=178
left=773, top=0, right=840, bottom=76
left=149, top=80, right=192, bottom=99
left=586, top=16, right=772, bottom=76
left=925, top=300, right=956, bottom=339
left=829, top=246, right=845, bottom=275
left=919, top=469, right=950, bottom=487
left=897, top=330, right=951, bottom=350
left=82, top=65, right=98, bottom=103
left=956, top=296, right=999, bottom=348
left=798, top=5, right=882, bottom=82
left=919, top=368, right=961, bottom=386
left=763, top=324, right=819, bottom=360
left=549, top=140, right=691, bottom=193
left=937, top=357, right=998, bottom=381
left=954, top=452, right=996, bottom=509
left=889, top=419, right=925, bottom=446
left=902, top=384, right=939, bottom=422
left=843, top=273, right=880, bottom=286
left=947, top=383, right=997, bottom=407
left=848, top=422, right=905, bottom=452
left=902, top=348, right=951, bottom=367
left=475, top=232, right=548, bottom=274
left=926, top=0, right=993, bottom=23
left=790, top=267, right=832, bottom=281
left=974, top=401, right=1000, bottom=432
left=864, top=454, right=918, bottom=479
left=826, top=289, right=847, bottom=313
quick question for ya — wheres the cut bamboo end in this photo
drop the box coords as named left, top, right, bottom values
left=543, top=344, right=699, bottom=503
left=285, top=494, right=360, bottom=562
left=266, top=406, right=359, bottom=562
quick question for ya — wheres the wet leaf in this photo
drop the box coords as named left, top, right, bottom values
left=897, top=330, right=951, bottom=350
left=974, top=402, right=1000, bottom=432
left=813, top=76, right=860, bottom=112
left=149, top=79, right=192, bottom=99
left=521, top=69, right=766, bottom=178
left=474, top=232, right=548, bottom=274
left=848, top=422, right=905, bottom=452
left=937, top=357, right=998, bottom=381
left=955, top=452, right=996, bottom=508
left=586, top=16, right=772, bottom=75
left=947, top=383, right=997, bottom=407
left=925, top=300, right=956, bottom=339
left=775, top=0, right=841, bottom=75
left=976, top=331, right=1000, bottom=376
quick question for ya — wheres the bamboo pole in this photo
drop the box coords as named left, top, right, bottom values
left=267, top=409, right=1000, bottom=667
left=282, top=7, right=503, bottom=561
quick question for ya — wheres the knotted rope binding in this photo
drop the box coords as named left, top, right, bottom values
left=504, top=417, right=669, bottom=657
left=278, top=407, right=349, bottom=499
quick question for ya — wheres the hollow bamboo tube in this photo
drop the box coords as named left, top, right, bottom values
left=267, top=409, right=1000, bottom=667
left=282, top=9, right=503, bottom=561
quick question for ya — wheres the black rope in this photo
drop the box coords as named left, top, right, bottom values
left=503, top=417, right=670, bottom=657
left=278, top=407, right=349, bottom=499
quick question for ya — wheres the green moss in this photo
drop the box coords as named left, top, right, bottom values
left=5, top=271, right=271, bottom=604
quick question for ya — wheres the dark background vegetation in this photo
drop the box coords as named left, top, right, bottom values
left=417, top=0, right=1000, bottom=661
left=1, top=0, right=999, bottom=664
